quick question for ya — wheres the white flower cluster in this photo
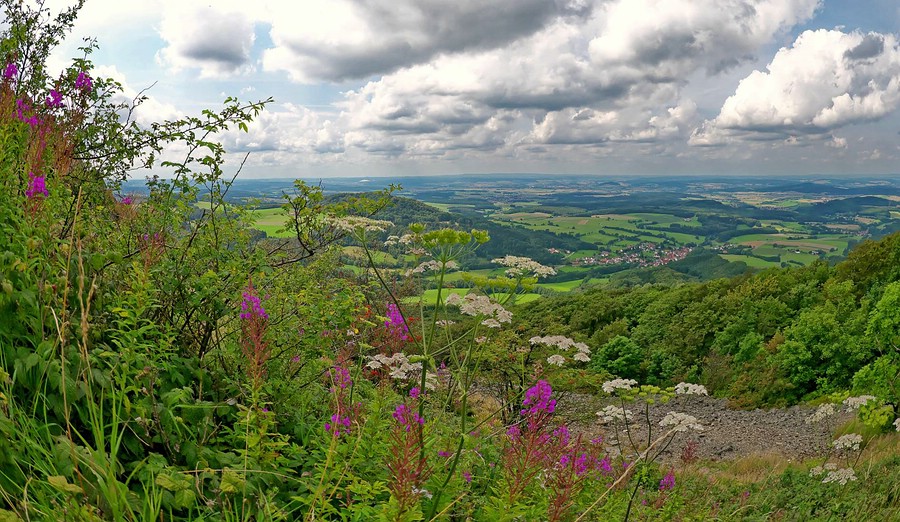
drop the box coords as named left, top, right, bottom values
left=842, top=395, right=876, bottom=411
left=659, top=411, right=704, bottom=433
left=491, top=255, right=557, bottom=278
left=384, top=233, right=417, bottom=246
left=434, top=320, right=455, bottom=326
left=597, top=405, right=634, bottom=423
left=409, top=260, right=459, bottom=274
left=674, top=382, right=708, bottom=396
left=810, top=462, right=860, bottom=484
left=530, top=335, right=592, bottom=365
left=446, top=293, right=512, bottom=323
left=329, top=216, right=393, bottom=233
left=822, top=467, right=858, bottom=486
left=809, top=462, right=837, bottom=477
left=366, top=353, right=436, bottom=388
left=832, top=433, right=862, bottom=452
left=894, top=418, right=900, bottom=432
left=805, top=403, right=837, bottom=424
left=602, top=378, right=637, bottom=394
left=547, top=354, right=566, bottom=366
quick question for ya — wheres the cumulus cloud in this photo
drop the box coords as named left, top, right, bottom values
left=93, top=65, right=182, bottom=127
left=261, top=0, right=589, bottom=83
left=156, top=1, right=256, bottom=77
left=691, top=29, right=900, bottom=145
left=293, top=0, right=817, bottom=158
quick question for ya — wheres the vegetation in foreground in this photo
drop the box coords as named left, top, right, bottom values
left=1, top=3, right=899, bottom=520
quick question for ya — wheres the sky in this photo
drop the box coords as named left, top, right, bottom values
left=39, top=0, right=900, bottom=178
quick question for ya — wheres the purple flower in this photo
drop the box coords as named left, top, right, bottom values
left=659, top=470, right=676, bottom=491
left=438, top=450, right=451, bottom=458
left=329, top=365, right=351, bottom=392
left=3, top=62, right=17, bottom=80
left=462, top=471, right=472, bottom=484
left=240, top=291, right=268, bottom=320
left=384, top=302, right=409, bottom=340
left=597, top=456, right=612, bottom=475
left=15, top=99, right=39, bottom=127
left=75, top=71, right=92, bottom=92
left=325, top=413, right=352, bottom=437
left=521, top=380, right=556, bottom=416
left=392, top=403, right=424, bottom=432
left=409, top=387, right=420, bottom=399
left=573, top=453, right=591, bottom=476
left=45, top=89, right=62, bottom=108
left=25, top=172, right=47, bottom=199
left=119, top=195, right=133, bottom=205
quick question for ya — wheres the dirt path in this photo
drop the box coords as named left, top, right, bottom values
left=557, top=394, right=852, bottom=462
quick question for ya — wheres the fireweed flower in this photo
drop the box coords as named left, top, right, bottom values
left=3, top=62, right=17, bottom=80
left=75, top=71, right=92, bottom=92
left=521, top=380, right=556, bottom=417
left=385, top=302, right=409, bottom=340
left=240, top=290, right=268, bottom=320
left=25, top=172, right=48, bottom=199
left=659, top=470, right=676, bottom=491
left=45, top=89, right=62, bottom=108
left=239, top=283, right=269, bottom=385
left=15, top=99, right=39, bottom=127
left=392, top=403, right=424, bottom=432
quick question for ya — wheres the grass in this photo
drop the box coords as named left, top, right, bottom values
left=536, top=280, right=583, bottom=292
left=720, top=254, right=781, bottom=269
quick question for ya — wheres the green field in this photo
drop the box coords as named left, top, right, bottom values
left=536, top=280, right=583, bottom=292
left=251, top=207, right=292, bottom=237
left=494, top=212, right=706, bottom=254
left=720, top=254, right=780, bottom=269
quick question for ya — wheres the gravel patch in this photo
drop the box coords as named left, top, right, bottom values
left=555, top=392, right=853, bottom=462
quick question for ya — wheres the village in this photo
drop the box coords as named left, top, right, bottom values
left=569, top=243, right=694, bottom=268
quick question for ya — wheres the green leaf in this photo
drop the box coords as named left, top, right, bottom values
left=48, top=475, right=83, bottom=494
left=219, top=469, right=244, bottom=494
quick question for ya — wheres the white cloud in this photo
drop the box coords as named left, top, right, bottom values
left=260, top=0, right=586, bottom=83
left=692, top=29, right=900, bottom=145
left=156, top=1, right=256, bottom=78
left=93, top=65, right=182, bottom=126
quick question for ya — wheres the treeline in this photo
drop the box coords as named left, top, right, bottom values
left=350, top=195, right=596, bottom=266
left=517, top=232, right=900, bottom=408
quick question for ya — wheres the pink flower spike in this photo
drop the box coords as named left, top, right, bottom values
left=75, top=71, right=92, bottom=92
left=3, top=62, right=17, bottom=80
left=45, top=89, right=62, bottom=108
left=25, top=173, right=48, bottom=199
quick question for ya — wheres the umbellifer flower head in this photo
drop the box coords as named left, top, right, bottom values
left=659, top=411, right=703, bottom=433
left=832, top=433, right=862, bottom=452
left=602, top=378, right=637, bottom=394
